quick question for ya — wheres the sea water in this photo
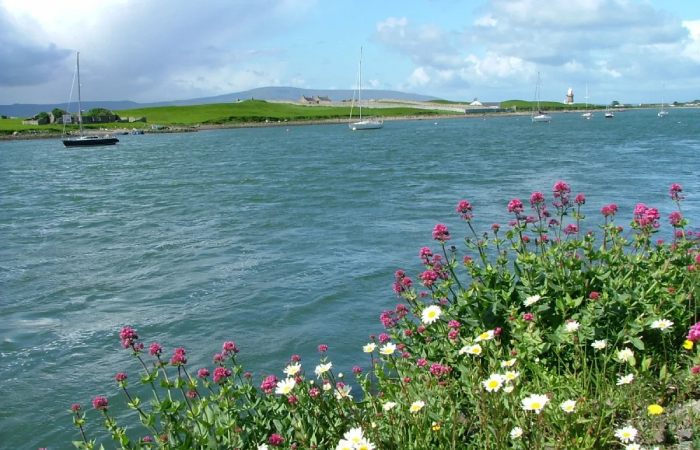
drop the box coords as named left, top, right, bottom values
left=1, top=109, right=699, bottom=448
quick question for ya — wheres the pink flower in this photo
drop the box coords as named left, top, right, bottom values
left=352, top=365, right=362, bottom=374
left=260, top=375, right=278, bottom=394
left=317, top=344, right=328, bottom=353
left=508, top=198, right=524, bottom=214
left=268, top=433, right=285, bottom=446
left=420, top=270, right=439, bottom=287
left=378, top=333, right=391, bottom=344
left=530, top=191, right=545, bottom=207
left=71, top=403, right=81, bottom=412
left=309, top=387, right=320, bottom=397
left=448, top=320, right=461, bottom=328
left=601, top=204, right=618, bottom=217
left=553, top=180, right=571, bottom=197
left=432, top=223, right=451, bottom=242
left=670, top=183, right=684, bottom=201
left=691, top=366, right=700, bottom=375
left=589, top=291, right=600, bottom=300
left=669, top=211, right=683, bottom=227
left=119, top=326, right=138, bottom=349
left=222, top=341, right=239, bottom=355
left=290, top=354, right=301, bottom=362
left=213, top=367, right=231, bottom=383
left=687, top=322, right=700, bottom=343
left=448, top=328, right=459, bottom=340
left=430, top=363, right=450, bottom=378
left=574, top=193, right=586, bottom=205
left=523, top=312, right=534, bottom=321
left=456, top=200, right=473, bottom=220
left=419, top=246, right=433, bottom=260
left=197, top=368, right=210, bottom=379
left=633, top=203, right=660, bottom=228
left=564, top=224, right=578, bottom=235
left=115, top=372, right=128, bottom=383
left=417, top=358, right=428, bottom=368
left=170, top=347, right=187, bottom=366
left=141, top=436, right=153, bottom=443
left=491, top=223, right=501, bottom=232
left=92, top=396, right=108, bottom=410
left=149, top=342, right=162, bottom=357
left=186, top=390, right=198, bottom=399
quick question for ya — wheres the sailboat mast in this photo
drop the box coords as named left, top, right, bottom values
left=358, top=46, right=363, bottom=120
left=76, top=52, right=83, bottom=135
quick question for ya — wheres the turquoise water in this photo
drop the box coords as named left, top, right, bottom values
left=1, top=109, right=699, bottom=448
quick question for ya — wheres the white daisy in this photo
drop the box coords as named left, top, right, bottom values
left=616, top=373, right=634, bottom=385
left=591, top=339, right=607, bottom=350
left=475, top=329, right=495, bottom=342
left=362, top=342, right=376, bottom=353
left=421, top=305, right=442, bottom=324
left=382, top=401, right=397, bottom=411
left=524, top=294, right=541, bottom=306
left=521, top=393, right=549, bottom=414
left=314, top=362, right=332, bottom=377
left=560, top=399, right=576, bottom=413
left=283, top=362, right=301, bottom=376
left=274, top=378, right=296, bottom=395
left=409, top=400, right=425, bottom=413
left=458, top=344, right=482, bottom=356
left=501, top=358, right=517, bottom=368
left=565, top=320, right=580, bottom=333
left=482, top=374, right=506, bottom=392
left=379, top=342, right=396, bottom=355
left=510, top=426, right=523, bottom=439
left=617, top=348, right=634, bottom=363
left=614, top=425, right=638, bottom=443
left=650, top=319, right=673, bottom=331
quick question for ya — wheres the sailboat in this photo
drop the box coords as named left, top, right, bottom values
left=604, top=106, right=614, bottom=118
left=348, top=47, right=383, bottom=131
left=62, top=52, right=119, bottom=147
left=657, top=94, right=669, bottom=118
left=531, top=72, right=551, bottom=123
left=581, top=84, right=593, bottom=119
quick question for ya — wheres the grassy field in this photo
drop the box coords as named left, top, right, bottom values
left=117, top=99, right=457, bottom=126
left=501, top=99, right=603, bottom=111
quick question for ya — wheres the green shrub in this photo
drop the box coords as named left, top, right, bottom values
left=68, top=182, right=699, bottom=450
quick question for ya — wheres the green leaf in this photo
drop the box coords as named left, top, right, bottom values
left=630, top=337, right=645, bottom=351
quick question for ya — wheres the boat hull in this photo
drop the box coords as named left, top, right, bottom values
left=531, top=114, right=552, bottom=123
left=349, top=120, right=383, bottom=131
left=62, top=136, right=119, bottom=147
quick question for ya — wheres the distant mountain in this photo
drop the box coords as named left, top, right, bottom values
left=0, top=87, right=440, bottom=117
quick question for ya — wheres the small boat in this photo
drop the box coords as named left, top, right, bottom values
left=604, top=106, right=614, bottom=118
left=62, top=52, right=119, bottom=147
left=581, top=84, right=593, bottom=119
left=348, top=47, right=383, bottom=131
left=531, top=72, right=551, bottom=123
left=658, top=95, right=669, bottom=117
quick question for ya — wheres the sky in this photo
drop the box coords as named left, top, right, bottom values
left=1, top=0, right=699, bottom=105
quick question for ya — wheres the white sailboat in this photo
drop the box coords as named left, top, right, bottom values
left=348, top=47, right=383, bottom=131
left=531, top=72, right=551, bottom=123
left=581, top=84, right=593, bottom=119
left=657, top=94, right=669, bottom=118
left=62, top=52, right=119, bottom=147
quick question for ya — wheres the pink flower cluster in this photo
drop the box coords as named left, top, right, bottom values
left=670, top=183, right=684, bottom=201
left=114, top=372, right=128, bottom=383
left=687, top=322, right=700, bottom=343
left=119, top=326, right=139, bottom=349
left=507, top=198, right=524, bottom=214
left=213, top=367, right=231, bottom=383
left=429, top=363, right=451, bottom=378
left=149, top=342, right=162, bottom=357
left=222, top=341, right=239, bottom=355
left=260, top=375, right=278, bottom=394
left=379, top=304, right=409, bottom=329
left=268, top=433, right=285, bottom=446
left=432, top=223, right=451, bottom=242
left=456, top=200, right=473, bottom=221
left=552, top=180, right=571, bottom=208
left=392, top=269, right=413, bottom=294
left=601, top=204, right=618, bottom=217
left=669, top=211, right=683, bottom=227
left=170, top=347, right=187, bottom=366
left=633, top=203, right=660, bottom=229
left=92, top=396, right=108, bottom=411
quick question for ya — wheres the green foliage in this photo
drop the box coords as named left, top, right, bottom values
left=67, top=182, right=700, bottom=449
left=116, top=100, right=458, bottom=126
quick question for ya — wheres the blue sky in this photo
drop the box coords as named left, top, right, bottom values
left=1, top=0, right=699, bottom=105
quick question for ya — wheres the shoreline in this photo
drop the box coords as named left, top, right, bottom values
left=3, top=106, right=690, bottom=141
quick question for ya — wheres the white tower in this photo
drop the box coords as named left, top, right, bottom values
left=566, top=87, right=574, bottom=104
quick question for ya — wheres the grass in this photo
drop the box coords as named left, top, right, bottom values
left=117, top=100, right=459, bottom=126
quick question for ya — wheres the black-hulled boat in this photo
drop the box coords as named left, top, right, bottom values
left=62, top=52, right=119, bottom=148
